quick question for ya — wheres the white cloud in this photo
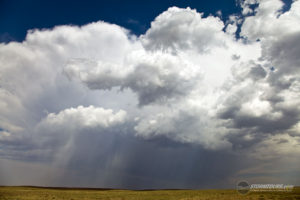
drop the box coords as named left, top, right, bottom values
left=141, top=7, right=227, bottom=53
left=134, top=106, right=232, bottom=150
left=41, top=105, right=127, bottom=129
left=241, top=0, right=300, bottom=40
left=0, top=1, right=300, bottom=187
left=65, top=51, right=203, bottom=105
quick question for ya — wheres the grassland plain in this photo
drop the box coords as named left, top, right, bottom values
left=0, top=186, right=299, bottom=200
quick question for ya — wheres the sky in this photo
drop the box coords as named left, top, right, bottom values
left=0, top=0, right=300, bottom=189
left=0, top=0, right=242, bottom=41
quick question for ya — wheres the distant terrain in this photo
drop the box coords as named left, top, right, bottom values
left=0, top=186, right=299, bottom=200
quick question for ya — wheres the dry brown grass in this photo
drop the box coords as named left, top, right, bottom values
left=0, top=186, right=299, bottom=200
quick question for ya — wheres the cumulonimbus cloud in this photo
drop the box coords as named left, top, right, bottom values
left=0, top=0, right=300, bottom=188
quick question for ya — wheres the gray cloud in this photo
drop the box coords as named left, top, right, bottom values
left=64, top=52, right=202, bottom=106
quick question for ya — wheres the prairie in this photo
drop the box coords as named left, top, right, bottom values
left=0, top=186, right=299, bottom=200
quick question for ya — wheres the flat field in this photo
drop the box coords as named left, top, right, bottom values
left=0, top=186, right=299, bottom=200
